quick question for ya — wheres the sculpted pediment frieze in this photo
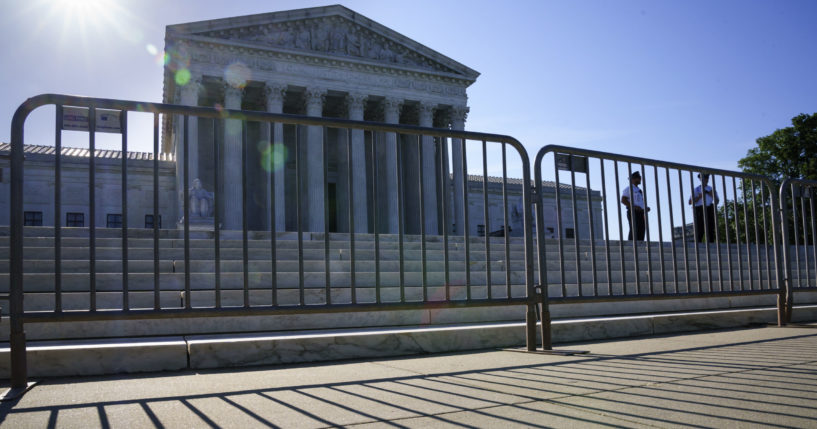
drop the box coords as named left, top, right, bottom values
left=187, top=16, right=468, bottom=77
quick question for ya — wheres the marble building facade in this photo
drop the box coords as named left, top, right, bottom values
left=1, top=5, right=603, bottom=240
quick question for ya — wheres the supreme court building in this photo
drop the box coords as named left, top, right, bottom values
left=0, top=5, right=602, bottom=240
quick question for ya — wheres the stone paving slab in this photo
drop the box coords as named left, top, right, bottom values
left=0, top=324, right=815, bottom=428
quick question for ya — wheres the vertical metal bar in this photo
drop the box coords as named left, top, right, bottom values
left=373, top=131, right=381, bottom=303
left=800, top=187, right=810, bottom=288
left=791, top=182, right=802, bottom=288
left=665, top=168, right=678, bottom=293
left=347, top=128, right=356, bottom=304
left=534, top=149, right=551, bottom=350
left=641, top=164, right=653, bottom=295
left=554, top=158, right=566, bottom=297
left=569, top=158, right=581, bottom=296
left=323, top=126, right=331, bottom=305
left=55, top=105, right=63, bottom=313
left=752, top=180, right=762, bottom=288
left=677, top=170, right=690, bottom=293
left=585, top=162, right=597, bottom=296
left=613, top=162, right=625, bottom=295
left=776, top=182, right=793, bottom=324
left=761, top=182, right=773, bottom=289
left=418, top=135, right=427, bottom=301
left=722, top=175, right=733, bottom=291
left=653, top=165, right=666, bottom=294
left=712, top=175, right=723, bottom=292
left=10, top=91, right=28, bottom=388
left=481, top=140, right=492, bottom=299
left=627, top=163, right=640, bottom=295
left=270, top=121, right=277, bottom=307
left=242, top=121, right=249, bottom=308
left=810, top=186, right=817, bottom=288
left=120, top=110, right=129, bottom=310
left=89, top=106, right=97, bottom=311
left=689, top=171, right=700, bottom=293
left=600, top=160, right=612, bottom=295
left=743, top=179, right=754, bottom=291
left=501, top=143, right=511, bottom=298
left=461, top=136, right=471, bottom=300
left=214, top=119, right=221, bottom=308
left=442, top=137, right=450, bottom=300
left=183, top=115, right=190, bottom=309
left=296, top=126, right=305, bottom=305
left=702, top=173, right=713, bottom=293
left=396, top=132, right=406, bottom=303
left=733, top=177, right=743, bottom=291
left=153, top=113, right=160, bottom=310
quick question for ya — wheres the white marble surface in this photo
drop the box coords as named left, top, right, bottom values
left=0, top=336, right=187, bottom=378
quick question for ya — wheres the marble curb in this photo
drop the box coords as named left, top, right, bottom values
left=1, top=305, right=815, bottom=378
left=0, top=337, right=188, bottom=378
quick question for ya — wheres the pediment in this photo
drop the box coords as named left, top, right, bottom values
left=166, top=5, right=479, bottom=80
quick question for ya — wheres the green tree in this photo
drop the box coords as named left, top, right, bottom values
left=738, top=113, right=817, bottom=183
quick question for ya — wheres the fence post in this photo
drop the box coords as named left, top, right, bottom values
left=9, top=103, right=29, bottom=390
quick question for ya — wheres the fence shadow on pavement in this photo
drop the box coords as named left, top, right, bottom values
left=1, top=330, right=815, bottom=428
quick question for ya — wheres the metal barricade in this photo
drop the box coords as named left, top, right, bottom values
left=779, top=179, right=817, bottom=323
left=533, top=145, right=786, bottom=348
left=7, top=94, right=538, bottom=389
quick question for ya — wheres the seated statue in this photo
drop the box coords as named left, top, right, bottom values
left=189, top=178, right=214, bottom=217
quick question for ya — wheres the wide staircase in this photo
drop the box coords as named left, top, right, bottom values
left=2, top=226, right=815, bottom=377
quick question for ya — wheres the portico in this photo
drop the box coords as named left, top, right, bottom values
left=163, top=5, right=479, bottom=234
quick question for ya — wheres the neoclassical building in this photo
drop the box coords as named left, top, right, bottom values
left=163, top=5, right=478, bottom=235
left=0, top=5, right=603, bottom=240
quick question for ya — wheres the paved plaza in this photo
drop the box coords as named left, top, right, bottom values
left=1, top=324, right=816, bottom=428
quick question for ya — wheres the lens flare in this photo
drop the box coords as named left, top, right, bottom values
left=261, top=143, right=289, bottom=172
left=146, top=44, right=158, bottom=55
left=224, top=61, right=251, bottom=89
left=175, top=68, right=191, bottom=86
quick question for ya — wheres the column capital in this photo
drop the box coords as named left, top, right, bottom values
left=179, top=74, right=203, bottom=106
left=450, top=105, right=469, bottom=123
left=347, top=92, right=368, bottom=111
left=305, top=87, right=326, bottom=113
left=222, top=82, right=244, bottom=109
left=382, top=96, right=403, bottom=123
left=264, top=82, right=287, bottom=103
left=418, top=100, right=436, bottom=126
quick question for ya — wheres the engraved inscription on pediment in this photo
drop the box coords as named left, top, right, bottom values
left=196, top=17, right=459, bottom=75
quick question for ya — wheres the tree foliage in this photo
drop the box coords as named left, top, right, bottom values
left=738, top=113, right=817, bottom=183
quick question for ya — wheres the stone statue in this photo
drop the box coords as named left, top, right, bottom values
left=189, top=178, right=214, bottom=217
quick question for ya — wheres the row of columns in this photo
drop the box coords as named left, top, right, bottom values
left=174, top=75, right=468, bottom=234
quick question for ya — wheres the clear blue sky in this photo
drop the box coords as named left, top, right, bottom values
left=1, top=0, right=815, bottom=174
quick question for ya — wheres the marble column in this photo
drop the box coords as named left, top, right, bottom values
left=305, top=87, right=326, bottom=232
left=346, top=92, right=369, bottom=233
left=222, top=83, right=244, bottom=230
left=264, top=82, right=287, bottom=232
left=418, top=101, right=439, bottom=235
left=176, top=74, right=202, bottom=222
left=383, top=97, right=402, bottom=234
left=450, top=105, right=469, bottom=235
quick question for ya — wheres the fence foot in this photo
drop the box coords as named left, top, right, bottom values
left=0, top=381, right=37, bottom=402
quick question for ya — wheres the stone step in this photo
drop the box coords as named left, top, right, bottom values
left=0, top=267, right=777, bottom=295
left=4, top=305, right=816, bottom=378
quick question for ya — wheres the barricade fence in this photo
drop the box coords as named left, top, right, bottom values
left=533, top=145, right=794, bottom=348
left=779, top=178, right=817, bottom=322
left=5, top=94, right=814, bottom=387
left=7, top=94, right=537, bottom=389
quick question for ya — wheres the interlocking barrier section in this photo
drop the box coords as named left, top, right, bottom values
left=7, top=94, right=538, bottom=389
left=533, top=145, right=789, bottom=349
left=779, top=178, right=817, bottom=323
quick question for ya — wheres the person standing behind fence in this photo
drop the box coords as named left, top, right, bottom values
left=689, top=173, right=719, bottom=242
left=621, top=171, right=649, bottom=240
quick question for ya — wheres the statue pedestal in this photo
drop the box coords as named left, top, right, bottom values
left=177, top=217, right=218, bottom=231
